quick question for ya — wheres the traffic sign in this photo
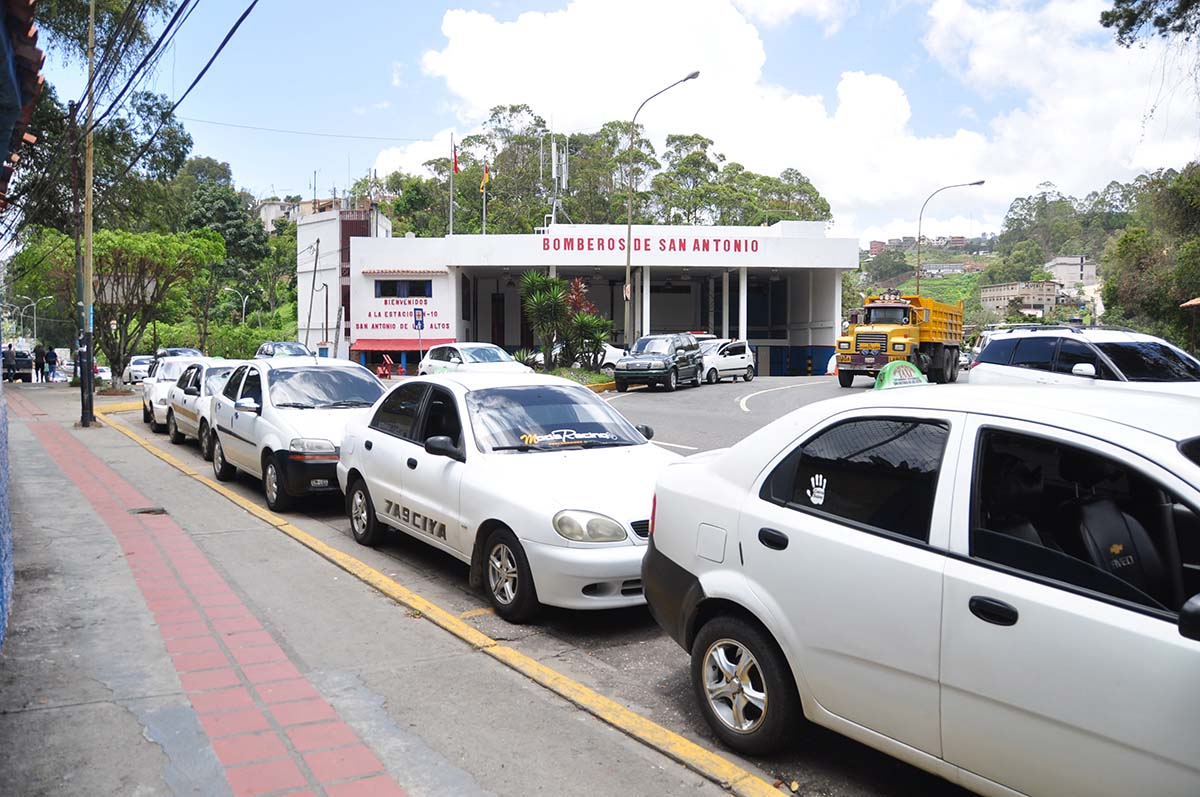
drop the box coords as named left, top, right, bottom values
left=413, top=307, right=425, bottom=331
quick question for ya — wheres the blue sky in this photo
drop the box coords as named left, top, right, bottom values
left=43, top=1, right=1200, bottom=243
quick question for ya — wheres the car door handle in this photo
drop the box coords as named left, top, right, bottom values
left=407, top=457, right=418, bottom=470
left=758, top=527, right=789, bottom=550
left=364, top=440, right=372, bottom=451
left=969, top=596, right=1019, bottom=626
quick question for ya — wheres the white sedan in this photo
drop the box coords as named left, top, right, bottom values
left=166, top=360, right=238, bottom=460
left=142, top=355, right=207, bottom=432
left=418, top=342, right=532, bottom=376
left=122, top=355, right=153, bottom=384
left=338, top=373, right=680, bottom=622
left=644, top=384, right=1200, bottom=797
left=699, top=338, right=756, bottom=384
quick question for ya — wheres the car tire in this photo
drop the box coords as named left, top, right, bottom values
left=212, top=435, right=236, bottom=482
left=262, top=455, right=294, bottom=512
left=615, top=380, right=628, bottom=393
left=199, top=422, right=214, bottom=461
left=347, top=478, right=383, bottom=547
left=167, top=411, right=185, bottom=444
left=150, top=409, right=165, bottom=433
left=664, top=368, right=678, bottom=392
left=691, top=366, right=702, bottom=387
left=744, top=366, right=755, bottom=382
left=600, top=363, right=615, bottom=377
left=706, top=368, right=719, bottom=384
left=483, top=526, right=539, bottom=623
left=691, top=614, right=802, bottom=756
left=142, top=403, right=151, bottom=423
left=838, top=371, right=854, bottom=388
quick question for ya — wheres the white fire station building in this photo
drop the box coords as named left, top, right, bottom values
left=296, top=210, right=858, bottom=376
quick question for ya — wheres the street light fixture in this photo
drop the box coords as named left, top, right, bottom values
left=18, top=294, right=52, bottom=341
left=624, top=70, right=700, bottom=346
left=223, top=286, right=249, bottom=324
left=915, top=180, right=984, bottom=295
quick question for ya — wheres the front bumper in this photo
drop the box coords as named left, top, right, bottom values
left=642, top=538, right=704, bottom=652
left=278, top=454, right=340, bottom=497
left=836, top=351, right=907, bottom=375
left=520, top=537, right=647, bottom=610
left=614, top=367, right=672, bottom=385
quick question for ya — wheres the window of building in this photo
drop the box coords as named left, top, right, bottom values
left=371, top=383, right=428, bottom=440
left=760, top=418, right=950, bottom=542
left=375, top=279, right=432, bottom=298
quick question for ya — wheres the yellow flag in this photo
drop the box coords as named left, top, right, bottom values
left=479, top=162, right=490, bottom=193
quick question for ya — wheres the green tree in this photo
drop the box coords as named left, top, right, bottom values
left=1102, top=0, right=1200, bottom=45
left=866, top=249, right=911, bottom=283
left=40, top=1, right=178, bottom=68
left=519, top=271, right=568, bottom=370
left=652, top=133, right=721, bottom=224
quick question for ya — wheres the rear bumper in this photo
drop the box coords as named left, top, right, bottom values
left=642, top=537, right=704, bottom=652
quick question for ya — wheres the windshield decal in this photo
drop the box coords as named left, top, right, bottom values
left=519, top=429, right=619, bottom=446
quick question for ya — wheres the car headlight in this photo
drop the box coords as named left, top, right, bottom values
left=838, top=341, right=851, bottom=350
left=553, top=510, right=627, bottom=543
left=651, top=360, right=668, bottom=369
left=892, top=343, right=907, bottom=352
left=616, top=361, right=628, bottom=369
left=290, top=438, right=336, bottom=454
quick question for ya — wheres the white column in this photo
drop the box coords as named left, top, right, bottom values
left=738, top=267, right=748, bottom=343
left=721, top=271, right=730, bottom=339
left=641, top=264, right=651, bottom=337
left=549, top=263, right=556, bottom=278
left=708, top=276, right=715, bottom=332
left=634, top=269, right=643, bottom=338
left=833, top=269, right=842, bottom=339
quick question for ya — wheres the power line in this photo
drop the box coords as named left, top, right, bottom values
left=178, top=116, right=428, bottom=142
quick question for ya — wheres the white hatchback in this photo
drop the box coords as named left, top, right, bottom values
left=417, top=342, right=532, bottom=376
left=143, top=356, right=207, bottom=432
left=337, top=373, right=680, bottom=622
left=165, top=360, right=239, bottom=460
left=644, top=385, right=1200, bottom=797
left=699, top=338, right=756, bottom=384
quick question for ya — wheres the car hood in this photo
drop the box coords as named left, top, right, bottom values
left=1107, top=381, right=1200, bottom=397
left=479, top=443, right=681, bottom=528
left=618, top=354, right=672, bottom=366
left=274, top=407, right=375, bottom=447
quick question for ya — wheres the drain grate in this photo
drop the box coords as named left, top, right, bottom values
left=128, top=507, right=168, bottom=515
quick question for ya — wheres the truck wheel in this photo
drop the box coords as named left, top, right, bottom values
left=948, top=353, right=960, bottom=383
left=838, top=371, right=854, bottom=388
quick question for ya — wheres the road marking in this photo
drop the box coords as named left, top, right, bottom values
left=653, top=441, right=699, bottom=451
left=738, top=379, right=831, bottom=413
left=94, top=408, right=782, bottom=797
left=459, top=607, right=495, bottom=619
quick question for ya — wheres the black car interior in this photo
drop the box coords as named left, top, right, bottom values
left=973, top=429, right=1196, bottom=613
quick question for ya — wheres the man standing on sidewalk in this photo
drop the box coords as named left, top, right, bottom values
left=33, top=344, right=44, bottom=384
left=3, top=344, right=14, bottom=382
left=44, top=347, right=58, bottom=382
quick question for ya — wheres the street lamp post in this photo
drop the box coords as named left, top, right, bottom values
left=624, top=70, right=699, bottom=346
left=222, top=286, right=249, bottom=324
left=314, top=283, right=329, bottom=350
left=915, top=180, right=984, bottom=295
left=18, top=294, right=52, bottom=341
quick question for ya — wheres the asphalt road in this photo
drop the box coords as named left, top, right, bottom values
left=113, top=376, right=972, bottom=797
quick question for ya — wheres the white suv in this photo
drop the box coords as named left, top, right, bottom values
left=969, top=326, right=1200, bottom=396
left=210, top=358, right=386, bottom=511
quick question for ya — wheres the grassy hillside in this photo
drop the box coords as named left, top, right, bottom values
left=893, top=272, right=980, bottom=305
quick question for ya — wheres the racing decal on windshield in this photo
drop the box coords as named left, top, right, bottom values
left=383, top=499, right=447, bottom=540
left=519, top=429, right=619, bottom=446
left=807, top=474, right=827, bottom=506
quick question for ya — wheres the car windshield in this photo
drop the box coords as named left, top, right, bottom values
left=865, top=307, right=909, bottom=325
left=157, top=361, right=190, bottom=380
left=1094, top=342, right=1200, bottom=382
left=631, top=338, right=671, bottom=355
left=270, top=342, right=311, bottom=356
left=700, top=340, right=726, bottom=355
left=131, top=356, right=152, bottom=366
left=203, top=366, right=234, bottom=395
left=463, top=346, right=514, bottom=363
left=267, top=366, right=384, bottom=408
left=467, top=385, right=644, bottom=452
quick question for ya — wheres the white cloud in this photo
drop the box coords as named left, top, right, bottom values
left=395, top=0, right=1199, bottom=245
left=352, top=100, right=392, bottom=116
left=391, top=62, right=404, bottom=88
left=732, top=0, right=858, bottom=32
left=375, top=128, right=456, bottom=175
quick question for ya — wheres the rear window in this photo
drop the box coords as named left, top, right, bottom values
left=1094, top=342, right=1200, bottom=382
left=976, top=337, right=1017, bottom=365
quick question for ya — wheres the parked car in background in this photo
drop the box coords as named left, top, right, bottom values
left=122, top=355, right=153, bottom=384
left=94, top=365, right=112, bottom=383
left=9, top=349, right=33, bottom=383
left=166, top=359, right=238, bottom=460
left=969, top=326, right=1200, bottom=396
left=155, top=347, right=202, bottom=362
left=338, top=373, right=680, bottom=622
left=418, top=343, right=533, bottom=376
left=613, top=333, right=703, bottom=392
left=210, top=358, right=385, bottom=511
left=143, top=355, right=207, bottom=432
left=644, top=384, right=1200, bottom=796
left=255, top=341, right=315, bottom=358
left=699, top=338, right=756, bottom=384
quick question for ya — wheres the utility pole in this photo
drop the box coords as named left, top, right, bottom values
left=69, top=101, right=82, bottom=385
left=304, top=239, right=320, bottom=348
left=80, top=0, right=96, bottom=426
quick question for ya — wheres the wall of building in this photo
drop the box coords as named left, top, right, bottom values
left=296, top=212, right=344, bottom=355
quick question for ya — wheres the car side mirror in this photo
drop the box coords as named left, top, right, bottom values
left=1071, top=363, right=1097, bottom=378
left=450, top=356, right=462, bottom=365
left=234, top=397, right=261, bottom=415
left=636, top=424, right=654, bottom=440
left=425, top=435, right=464, bottom=462
left=185, top=386, right=200, bottom=396
left=1180, top=594, right=1200, bottom=641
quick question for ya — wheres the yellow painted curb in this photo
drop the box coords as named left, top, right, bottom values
left=98, top=400, right=143, bottom=413
left=587, top=381, right=616, bottom=393
left=95, top=407, right=782, bottom=796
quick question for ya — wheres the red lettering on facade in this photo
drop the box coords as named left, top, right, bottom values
left=751, top=240, right=759, bottom=252
left=543, top=238, right=550, bottom=251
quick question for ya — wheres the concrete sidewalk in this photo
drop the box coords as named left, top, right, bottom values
left=0, top=384, right=732, bottom=797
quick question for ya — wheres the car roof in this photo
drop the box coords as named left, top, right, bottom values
left=450, top=342, right=502, bottom=350
left=989, top=327, right=1169, bottom=344
left=412, top=372, right=586, bottom=392
left=251, top=357, right=368, bottom=371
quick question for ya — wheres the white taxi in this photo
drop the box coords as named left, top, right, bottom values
left=417, top=342, right=532, bottom=376
left=337, top=373, right=680, bottom=622
left=644, top=385, right=1200, bottom=797
left=210, top=358, right=386, bottom=511
left=142, top=355, right=207, bottom=432
left=165, top=359, right=239, bottom=460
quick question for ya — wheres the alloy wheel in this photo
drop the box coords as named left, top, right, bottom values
left=350, top=489, right=368, bottom=536
left=702, top=638, right=768, bottom=734
left=265, top=462, right=279, bottom=505
left=487, top=543, right=519, bottom=605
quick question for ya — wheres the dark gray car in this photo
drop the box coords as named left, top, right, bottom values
left=614, top=333, right=704, bottom=392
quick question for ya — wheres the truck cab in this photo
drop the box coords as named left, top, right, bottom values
left=836, top=290, right=962, bottom=387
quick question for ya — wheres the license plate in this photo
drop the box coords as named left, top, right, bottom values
left=309, top=479, right=329, bottom=488
left=864, top=356, right=875, bottom=363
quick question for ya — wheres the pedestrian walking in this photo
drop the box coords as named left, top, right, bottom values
left=33, top=343, right=45, bottom=384
left=45, top=347, right=58, bottom=382
left=3, top=343, right=15, bottom=382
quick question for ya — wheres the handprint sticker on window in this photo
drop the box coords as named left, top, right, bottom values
left=807, top=473, right=827, bottom=506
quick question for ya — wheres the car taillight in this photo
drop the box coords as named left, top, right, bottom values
left=649, top=494, right=657, bottom=537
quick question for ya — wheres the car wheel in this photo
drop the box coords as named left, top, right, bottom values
left=150, top=408, right=165, bottom=433
left=664, top=368, right=678, bottom=392
left=837, top=370, right=854, bottom=388
left=199, top=422, right=214, bottom=462
left=600, top=363, right=615, bottom=377
left=484, top=527, right=539, bottom=623
left=167, top=412, right=186, bottom=444
left=706, top=368, right=719, bottom=384
left=692, top=615, right=802, bottom=756
left=615, top=380, right=628, bottom=393
left=691, top=366, right=702, bottom=387
left=347, top=478, right=383, bottom=546
left=744, top=366, right=755, bottom=382
left=142, top=403, right=151, bottom=423
left=212, top=435, right=236, bottom=482
left=263, top=455, right=293, bottom=512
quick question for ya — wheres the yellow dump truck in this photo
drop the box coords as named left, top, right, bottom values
left=835, top=290, right=964, bottom=386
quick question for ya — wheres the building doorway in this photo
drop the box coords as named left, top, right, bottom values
left=491, top=293, right=505, bottom=345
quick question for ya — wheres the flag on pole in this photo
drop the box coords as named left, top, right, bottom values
left=452, top=136, right=460, bottom=174
left=480, top=162, right=490, bottom=193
